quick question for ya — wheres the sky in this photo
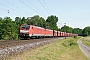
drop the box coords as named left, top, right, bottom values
left=0, top=0, right=90, bottom=29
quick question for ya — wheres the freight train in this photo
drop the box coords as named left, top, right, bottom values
left=19, top=24, right=78, bottom=39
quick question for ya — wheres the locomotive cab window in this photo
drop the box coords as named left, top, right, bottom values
left=21, top=25, right=26, bottom=28
left=26, top=25, right=30, bottom=29
left=21, top=25, right=30, bottom=29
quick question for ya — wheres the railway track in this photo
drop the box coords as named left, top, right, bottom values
left=0, top=38, right=61, bottom=49
left=0, top=37, right=64, bottom=60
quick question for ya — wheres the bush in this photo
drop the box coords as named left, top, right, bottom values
left=74, top=36, right=77, bottom=38
left=69, top=40, right=77, bottom=46
left=61, top=39, right=77, bottom=47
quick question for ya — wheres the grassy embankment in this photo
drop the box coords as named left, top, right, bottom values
left=5, top=37, right=90, bottom=60
left=82, top=37, right=90, bottom=48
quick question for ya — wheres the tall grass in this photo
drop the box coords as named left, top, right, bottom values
left=4, top=37, right=89, bottom=60
left=26, top=37, right=89, bottom=60
left=82, top=37, right=90, bottom=48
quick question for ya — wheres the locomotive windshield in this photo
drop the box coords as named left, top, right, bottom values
left=21, top=25, right=30, bottom=29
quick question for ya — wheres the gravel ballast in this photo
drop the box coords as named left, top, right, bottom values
left=0, top=38, right=63, bottom=60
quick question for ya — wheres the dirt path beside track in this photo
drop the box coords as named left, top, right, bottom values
left=77, top=37, right=90, bottom=59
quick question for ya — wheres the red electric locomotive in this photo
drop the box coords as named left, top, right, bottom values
left=19, top=25, right=45, bottom=38
left=19, top=24, right=54, bottom=38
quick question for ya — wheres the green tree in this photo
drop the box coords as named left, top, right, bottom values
left=61, top=25, right=73, bottom=33
left=38, top=17, right=46, bottom=28
left=27, top=15, right=46, bottom=28
left=0, top=17, right=18, bottom=40
left=27, top=15, right=40, bottom=25
left=82, top=26, right=90, bottom=36
left=15, top=17, right=22, bottom=34
left=11, top=21, right=18, bottom=39
left=15, top=17, right=22, bottom=25
left=72, top=28, right=83, bottom=35
left=1, top=17, right=12, bottom=40
left=0, top=17, right=3, bottom=39
left=46, top=15, right=58, bottom=30
left=21, top=17, right=27, bottom=24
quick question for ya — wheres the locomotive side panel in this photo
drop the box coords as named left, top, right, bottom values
left=29, top=25, right=45, bottom=38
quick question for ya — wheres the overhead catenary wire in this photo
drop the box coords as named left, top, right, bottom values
left=4, top=0, right=30, bottom=15
left=38, top=0, right=50, bottom=15
left=0, top=7, right=8, bottom=12
left=26, top=0, right=45, bottom=16
left=60, top=23, right=64, bottom=26
left=0, top=7, right=19, bottom=19
left=0, top=6, right=9, bottom=14
left=43, top=0, right=51, bottom=13
left=0, top=3, right=27, bottom=16
left=19, top=0, right=45, bottom=17
left=58, top=22, right=65, bottom=28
